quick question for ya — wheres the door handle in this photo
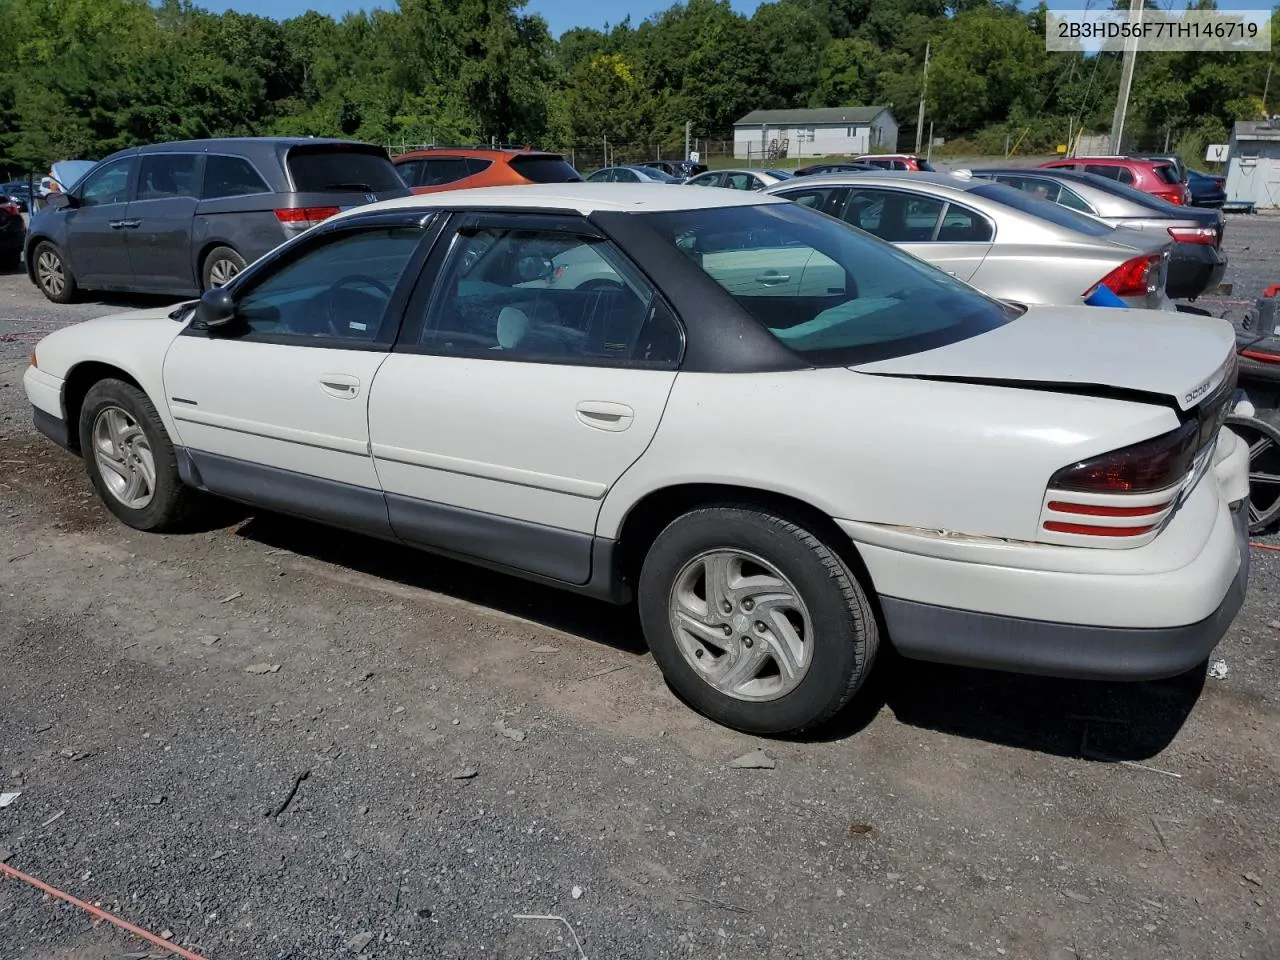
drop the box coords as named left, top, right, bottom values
left=122, top=219, right=140, bottom=229
left=109, top=220, right=126, bottom=229
left=319, top=374, right=361, bottom=399
left=754, top=273, right=791, bottom=286
left=576, top=401, right=634, bottom=432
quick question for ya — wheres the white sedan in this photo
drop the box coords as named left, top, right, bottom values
left=23, top=184, right=1251, bottom=735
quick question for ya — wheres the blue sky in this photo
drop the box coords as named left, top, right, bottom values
left=198, top=0, right=1277, bottom=40
left=198, top=0, right=758, bottom=37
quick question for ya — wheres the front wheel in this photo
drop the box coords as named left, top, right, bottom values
left=638, top=505, right=879, bottom=735
left=33, top=241, right=77, bottom=303
left=78, top=378, right=207, bottom=532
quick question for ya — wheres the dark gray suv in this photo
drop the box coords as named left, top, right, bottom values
left=25, top=137, right=410, bottom=303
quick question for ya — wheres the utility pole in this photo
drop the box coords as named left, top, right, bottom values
left=685, top=120, right=692, bottom=162
left=915, top=41, right=930, bottom=156
left=1264, top=62, right=1273, bottom=114
left=1109, top=0, right=1143, bottom=155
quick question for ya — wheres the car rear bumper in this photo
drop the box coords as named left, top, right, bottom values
left=839, top=429, right=1249, bottom=681
left=1166, top=241, right=1227, bottom=300
left=877, top=501, right=1247, bottom=680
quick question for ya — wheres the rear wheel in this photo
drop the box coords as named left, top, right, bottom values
left=202, top=246, right=246, bottom=290
left=1227, top=413, right=1280, bottom=534
left=638, top=504, right=879, bottom=735
left=78, top=378, right=207, bottom=532
left=33, top=241, right=77, bottom=303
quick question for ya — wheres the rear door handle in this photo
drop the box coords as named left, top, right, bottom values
left=754, top=273, right=791, bottom=286
left=319, top=374, right=361, bottom=399
left=109, top=220, right=126, bottom=230
left=576, top=401, right=634, bottom=432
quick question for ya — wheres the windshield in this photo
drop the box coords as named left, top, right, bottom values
left=764, top=169, right=793, bottom=180
left=637, top=203, right=1014, bottom=366
left=968, top=182, right=1113, bottom=236
left=287, top=147, right=405, bottom=193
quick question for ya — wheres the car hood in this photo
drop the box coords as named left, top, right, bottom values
left=851, top=304, right=1235, bottom=412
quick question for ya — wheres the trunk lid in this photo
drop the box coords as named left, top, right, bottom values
left=852, top=304, right=1235, bottom=412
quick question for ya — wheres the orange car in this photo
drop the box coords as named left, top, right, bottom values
left=392, top=147, right=582, bottom=194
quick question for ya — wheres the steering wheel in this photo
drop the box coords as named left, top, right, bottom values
left=324, top=275, right=393, bottom=336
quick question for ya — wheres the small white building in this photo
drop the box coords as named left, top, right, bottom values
left=1224, top=118, right=1280, bottom=210
left=733, top=107, right=899, bottom=161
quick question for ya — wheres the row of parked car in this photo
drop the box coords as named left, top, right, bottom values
left=20, top=162, right=1250, bottom=735
left=11, top=137, right=1227, bottom=318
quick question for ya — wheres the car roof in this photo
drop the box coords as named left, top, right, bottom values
left=334, top=182, right=783, bottom=220
left=773, top=170, right=978, bottom=193
left=393, top=147, right=561, bottom=161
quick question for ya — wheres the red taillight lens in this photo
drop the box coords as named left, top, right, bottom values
left=1049, top=420, right=1199, bottom=494
left=1167, top=226, right=1218, bottom=244
left=1, top=202, right=19, bottom=216
left=1085, top=254, right=1159, bottom=298
left=1155, top=189, right=1183, bottom=205
left=274, top=206, right=340, bottom=228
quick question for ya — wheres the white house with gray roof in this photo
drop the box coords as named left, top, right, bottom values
left=732, top=107, right=899, bottom=160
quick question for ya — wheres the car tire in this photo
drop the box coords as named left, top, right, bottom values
left=638, top=504, right=879, bottom=735
left=1227, top=413, right=1280, bottom=534
left=32, top=241, right=77, bottom=303
left=202, top=246, right=246, bottom=290
left=78, top=378, right=207, bottom=532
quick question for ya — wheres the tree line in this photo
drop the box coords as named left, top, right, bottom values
left=1, top=0, right=1276, bottom=175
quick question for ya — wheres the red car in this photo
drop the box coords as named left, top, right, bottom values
left=1038, top=157, right=1190, bottom=206
left=852, top=154, right=936, bottom=172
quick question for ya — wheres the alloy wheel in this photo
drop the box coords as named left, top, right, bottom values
left=91, top=406, right=156, bottom=510
left=208, top=258, right=241, bottom=287
left=667, top=549, right=814, bottom=701
left=36, top=249, right=65, bottom=298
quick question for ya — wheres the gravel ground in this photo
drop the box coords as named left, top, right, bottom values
left=2, top=222, right=1280, bottom=960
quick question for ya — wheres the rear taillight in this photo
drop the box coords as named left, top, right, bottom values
left=1, top=202, right=19, bottom=216
left=1155, top=189, right=1183, bottom=205
left=1049, top=420, right=1198, bottom=495
left=1167, top=226, right=1218, bottom=245
left=274, top=206, right=340, bottom=232
left=1085, top=254, right=1160, bottom=298
left=1039, top=420, right=1200, bottom=541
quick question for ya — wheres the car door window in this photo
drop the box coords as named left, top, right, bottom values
left=418, top=226, right=682, bottom=367
left=78, top=158, right=134, bottom=207
left=1084, top=164, right=1122, bottom=181
left=724, top=172, right=757, bottom=191
left=137, top=154, right=200, bottom=200
left=1057, top=185, right=1095, bottom=212
left=421, top=157, right=471, bottom=186
left=937, top=202, right=994, bottom=242
left=586, top=169, right=612, bottom=183
left=843, top=189, right=942, bottom=242
left=781, top=187, right=847, bottom=217
left=227, top=226, right=424, bottom=344
left=615, top=169, right=639, bottom=183
left=688, top=173, right=720, bottom=187
left=202, top=155, right=270, bottom=199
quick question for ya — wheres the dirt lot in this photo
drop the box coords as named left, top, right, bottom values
left=2, top=221, right=1280, bottom=960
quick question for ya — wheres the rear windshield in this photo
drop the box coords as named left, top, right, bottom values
left=969, top=182, right=1113, bottom=236
left=287, top=148, right=405, bottom=193
left=1153, top=164, right=1180, bottom=185
left=1077, top=173, right=1189, bottom=212
left=636, top=203, right=1013, bottom=366
left=509, top=155, right=582, bottom=183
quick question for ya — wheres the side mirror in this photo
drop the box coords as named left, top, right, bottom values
left=44, top=192, right=74, bottom=210
left=194, top=286, right=237, bottom=329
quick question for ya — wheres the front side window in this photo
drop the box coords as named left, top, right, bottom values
left=586, top=169, right=613, bottom=183
left=419, top=225, right=681, bottom=367
left=137, top=154, right=200, bottom=201
left=688, top=172, right=722, bottom=188
left=78, top=158, right=134, bottom=207
left=777, top=186, right=846, bottom=217
left=724, top=172, right=761, bottom=191
left=227, top=226, right=423, bottom=342
left=637, top=203, right=1013, bottom=366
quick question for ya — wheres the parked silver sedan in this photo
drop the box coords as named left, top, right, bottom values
left=765, top=171, right=1172, bottom=309
left=685, top=169, right=792, bottom=191
left=964, top=167, right=1227, bottom=300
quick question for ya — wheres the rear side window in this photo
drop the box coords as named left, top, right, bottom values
left=203, top=155, right=270, bottom=200
left=137, top=154, right=200, bottom=200
left=419, top=157, right=472, bottom=187
left=917, top=160, right=937, bottom=172
left=465, top=157, right=493, bottom=176
left=937, top=203, right=994, bottom=242
left=1153, top=164, right=1180, bottom=185
left=508, top=155, right=582, bottom=183
left=287, top=148, right=404, bottom=192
